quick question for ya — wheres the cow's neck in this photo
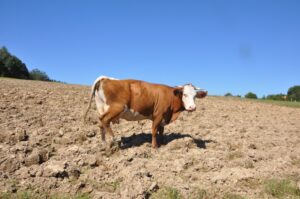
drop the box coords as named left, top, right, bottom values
left=169, top=95, right=185, bottom=123
left=172, top=94, right=185, bottom=112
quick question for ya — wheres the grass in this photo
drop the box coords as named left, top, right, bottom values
left=151, top=187, right=182, bottom=199
left=105, top=181, right=120, bottom=192
left=190, top=188, right=208, bottom=199
left=256, top=99, right=300, bottom=108
left=0, top=192, right=91, bottom=199
left=227, top=151, right=244, bottom=160
left=86, top=179, right=120, bottom=193
left=243, top=159, right=254, bottom=169
left=218, top=95, right=300, bottom=108
left=0, top=192, right=31, bottom=199
left=238, top=178, right=261, bottom=190
left=264, top=178, right=300, bottom=198
left=222, top=193, right=246, bottom=199
left=223, top=96, right=300, bottom=108
left=290, top=155, right=300, bottom=166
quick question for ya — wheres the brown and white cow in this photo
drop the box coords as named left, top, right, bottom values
left=84, top=76, right=207, bottom=148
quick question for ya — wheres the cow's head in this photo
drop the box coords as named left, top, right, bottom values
left=174, top=84, right=207, bottom=112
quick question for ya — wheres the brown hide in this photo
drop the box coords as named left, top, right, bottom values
left=100, top=79, right=184, bottom=123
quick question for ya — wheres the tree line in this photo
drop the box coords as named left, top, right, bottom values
left=225, top=86, right=300, bottom=102
left=0, top=46, right=51, bottom=81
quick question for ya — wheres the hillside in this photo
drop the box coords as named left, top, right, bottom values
left=0, top=78, right=300, bottom=199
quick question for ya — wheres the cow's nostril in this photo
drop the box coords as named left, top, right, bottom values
left=188, top=106, right=196, bottom=111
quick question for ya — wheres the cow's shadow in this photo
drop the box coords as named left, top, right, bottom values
left=120, top=132, right=213, bottom=149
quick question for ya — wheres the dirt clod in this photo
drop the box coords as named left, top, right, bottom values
left=17, top=128, right=29, bottom=141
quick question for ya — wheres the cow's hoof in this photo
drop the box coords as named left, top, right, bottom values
left=151, top=147, right=159, bottom=152
left=109, top=140, right=115, bottom=148
left=99, top=141, right=107, bottom=151
left=108, top=138, right=117, bottom=148
left=104, top=140, right=120, bottom=156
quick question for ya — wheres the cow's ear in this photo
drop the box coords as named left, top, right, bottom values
left=196, top=91, right=208, bottom=98
left=174, top=88, right=183, bottom=97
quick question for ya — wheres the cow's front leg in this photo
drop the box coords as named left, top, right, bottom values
left=152, top=117, right=162, bottom=148
left=151, top=125, right=158, bottom=149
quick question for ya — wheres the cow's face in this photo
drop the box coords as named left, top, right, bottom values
left=182, top=84, right=197, bottom=111
left=175, top=84, right=208, bottom=112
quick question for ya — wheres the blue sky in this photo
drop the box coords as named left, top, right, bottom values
left=1, top=0, right=299, bottom=97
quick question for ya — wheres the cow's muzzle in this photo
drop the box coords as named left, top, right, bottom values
left=186, top=107, right=196, bottom=112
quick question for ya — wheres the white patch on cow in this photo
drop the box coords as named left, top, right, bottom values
left=119, top=105, right=151, bottom=121
left=95, top=90, right=109, bottom=116
left=94, top=75, right=118, bottom=84
left=93, top=75, right=119, bottom=117
left=182, top=84, right=197, bottom=111
left=94, top=78, right=111, bottom=116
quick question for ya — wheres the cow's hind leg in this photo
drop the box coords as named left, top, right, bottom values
left=100, top=104, right=124, bottom=147
left=95, top=91, right=109, bottom=145
left=98, top=117, right=106, bottom=143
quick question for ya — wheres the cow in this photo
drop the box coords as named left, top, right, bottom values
left=84, top=76, right=207, bottom=148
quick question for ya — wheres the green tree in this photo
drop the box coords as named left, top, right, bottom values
left=245, top=92, right=257, bottom=99
left=287, top=86, right=300, bottom=101
left=0, top=47, right=10, bottom=77
left=0, top=47, right=10, bottom=62
left=224, top=92, right=233, bottom=97
left=266, top=94, right=286, bottom=101
left=30, top=68, right=50, bottom=81
left=0, top=46, right=30, bottom=79
left=0, top=59, right=7, bottom=76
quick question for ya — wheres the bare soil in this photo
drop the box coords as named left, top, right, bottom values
left=0, top=78, right=299, bottom=199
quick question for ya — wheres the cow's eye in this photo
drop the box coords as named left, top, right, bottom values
left=183, top=94, right=187, bottom=97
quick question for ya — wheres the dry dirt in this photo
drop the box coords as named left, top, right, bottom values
left=0, top=78, right=300, bottom=199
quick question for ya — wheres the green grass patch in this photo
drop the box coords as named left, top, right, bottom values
left=256, top=99, right=300, bottom=108
left=290, top=155, right=300, bottom=166
left=151, top=187, right=182, bottom=199
left=238, top=178, right=261, bottom=189
left=264, top=178, right=300, bottom=198
left=225, top=96, right=300, bottom=108
left=103, top=181, right=120, bottom=193
left=86, top=179, right=120, bottom=193
left=227, top=151, right=244, bottom=160
left=191, top=188, right=208, bottom=199
left=0, top=191, right=37, bottom=199
left=0, top=192, right=91, bottom=199
left=222, top=193, right=246, bottom=199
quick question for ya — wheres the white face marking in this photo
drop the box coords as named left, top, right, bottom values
left=182, top=84, right=197, bottom=111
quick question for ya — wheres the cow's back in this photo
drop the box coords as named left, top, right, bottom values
left=101, top=78, right=174, bottom=118
left=101, top=79, right=133, bottom=105
left=129, top=81, right=175, bottom=117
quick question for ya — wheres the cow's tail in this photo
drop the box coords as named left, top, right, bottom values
left=83, top=77, right=103, bottom=123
